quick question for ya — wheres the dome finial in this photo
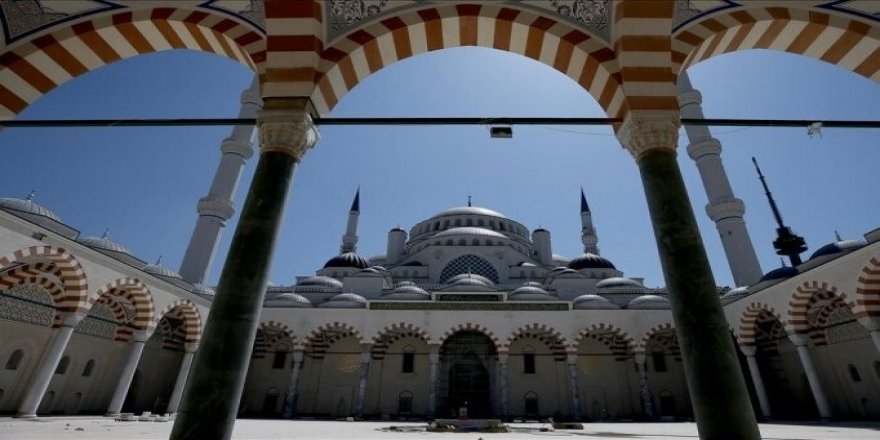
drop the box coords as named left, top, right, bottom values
left=580, top=187, right=590, bottom=213
left=834, top=230, right=842, bottom=241
left=155, top=255, right=163, bottom=265
left=101, top=228, right=111, bottom=239
left=25, top=189, right=36, bottom=201
left=780, top=257, right=786, bottom=268
left=467, top=195, right=472, bottom=207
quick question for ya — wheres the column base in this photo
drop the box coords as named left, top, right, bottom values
left=14, top=412, right=37, bottom=418
left=105, top=412, right=121, bottom=418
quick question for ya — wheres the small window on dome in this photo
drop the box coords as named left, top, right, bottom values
left=434, top=222, right=439, bottom=231
left=455, top=219, right=461, bottom=227
left=499, top=223, right=505, bottom=231
left=472, top=239, right=479, bottom=246
left=466, top=219, right=473, bottom=226
left=848, top=364, right=862, bottom=382
left=458, top=239, right=466, bottom=246
left=478, top=219, right=484, bottom=226
left=446, top=240, right=453, bottom=246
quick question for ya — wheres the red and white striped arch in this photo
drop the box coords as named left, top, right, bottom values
left=263, top=2, right=622, bottom=118
left=156, top=299, right=202, bottom=345
left=90, top=277, right=154, bottom=333
left=0, top=261, right=64, bottom=303
left=785, top=280, right=855, bottom=336
left=0, top=6, right=263, bottom=120
left=738, top=302, right=784, bottom=346
left=575, top=322, right=634, bottom=360
left=0, top=246, right=88, bottom=314
left=855, top=257, right=880, bottom=322
left=674, top=6, right=880, bottom=82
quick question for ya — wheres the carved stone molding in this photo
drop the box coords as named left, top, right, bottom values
left=258, top=109, right=319, bottom=159
left=220, top=137, right=254, bottom=159
left=198, top=196, right=235, bottom=221
left=686, top=136, right=721, bottom=160
left=616, top=117, right=680, bottom=160
left=677, top=89, right=702, bottom=107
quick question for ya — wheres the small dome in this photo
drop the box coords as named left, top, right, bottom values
left=721, top=286, right=750, bottom=302
left=433, top=227, right=507, bottom=239
left=809, top=240, right=866, bottom=260
left=551, top=254, right=571, bottom=265
left=297, top=276, right=343, bottom=288
left=0, top=195, right=62, bottom=222
left=319, top=292, right=368, bottom=308
left=144, top=260, right=182, bottom=279
left=191, top=283, right=215, bottom=296
left=354, top=267, right=382, bottom=276
left=596, top=277, right=648, bottom=294
left=446, top=273, right=493, bottom=286
left=516, top=261, right=538, bottom=267
left=508, top=283, right=555, bottom=301
left=265, top=292, right=313, bottom=308
left=430, top=206, right=508, bottom=219
left=395, top=280, right=416, bottom=287
left=568, top=253, right=616, bottom=270
left=573, top=294, right=619, bottom=310
left=78, top=234, right=132, bottom=256
left=370, top=266, right=388, bottom=272
left=323, top=252, right=370, bottom=269
left=384, top=284, right=430, bottom=300
left=626, top=295, right=671, bottom=310
left=759, top=266, right=799, bottom=282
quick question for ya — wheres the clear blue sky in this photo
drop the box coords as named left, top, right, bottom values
left=1, top=47, right=878, bottom=288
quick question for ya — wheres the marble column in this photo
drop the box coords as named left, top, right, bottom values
left=428, top=345, right=440, bottom=417
left=105, top=330, right=151, bottom=416
left=634, top=353, right=654, bottom=419
left=167, top=343, right=198, bottom=414
left=282, top=349, right=305, bottom=418
left=618, top=115, right=760, bottom=439
left=497, top=352, right=510, bottom=418
left=355, top=344, right=372, bottom=418
left=16, top=313, right=84, bottom=417
left=566, top=351, right=582, bottom=420
left=739, top=345, right=771, bottom=418
left=788, top=333, right=832, bottom=419
left=871, top=330, right=880, bottom=354
left=170, top=100, right=318, bottom=440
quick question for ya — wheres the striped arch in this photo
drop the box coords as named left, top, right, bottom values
left=0, top=262, right=65, bottom=304
left=300, top=3, right=622, bottom=117
left=0, top=246, right=88, bottom=314
left=575, top=323, right=635, bottom=360
left=674, top=7, right=880, bottom=82
left=786, top=280, right=855, bottom=336
left=156, top=299, right=202, bottom=346
left=370, top=322, right=431, bottom=360
left=637, top=323, right=681, bottom=360
left=91, top=278, right=154, bottom=333
left=855, top=257, right=880, bottom=323
left=252, top=321, right=296, bottom=359
left=305, top=321, right=361, bottom=359
left=0, top=7, right=264, bottom=120
left=505, top=323, right=568, bottom=360
left=738, top=302, right=784, bottom=346
left=438, top=322, right=501, bottom=351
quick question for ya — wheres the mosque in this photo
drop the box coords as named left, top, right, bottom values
left=1, top=1, right=880, bottom=434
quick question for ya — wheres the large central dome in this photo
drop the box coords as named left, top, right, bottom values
left=428, top=206, right=508, bottom=219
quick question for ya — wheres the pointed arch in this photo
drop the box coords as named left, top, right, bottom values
left=575, top=322, right=634, bottom=360
left=0, top=246, right=88, bottom=314
left=506, top=322, right=568, bottom=360
left=0, top=262, right=65, bottom=326
left=156, top=299, right=202, bottom=346
left=438, top=322, right=501, bottom=351
left=91, top=278, right=154, bottom=334
left=738, top=302, right=784, bottom=346
left=786, top=280, right=854, bottom=335
left=855, top=256, right=880, bottom=322
left=252, top=320, right=296, bottom=359
left=370, top=322, right=431, bottom=359
left=305, top=321, right=361, bottom=358
left=637, top=323, right=680, bottom=359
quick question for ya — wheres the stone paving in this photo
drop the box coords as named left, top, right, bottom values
left=1, top=417, right=879, bottom=439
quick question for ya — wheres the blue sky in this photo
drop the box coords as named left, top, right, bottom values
left=1, top=46, right=878, bottom=288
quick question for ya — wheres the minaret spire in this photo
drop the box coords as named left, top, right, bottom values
left=340, top=188, right=360, bottom=254
left=580, top=187, right=599, bottom=255
left=752, top=157, right=807, bottom=266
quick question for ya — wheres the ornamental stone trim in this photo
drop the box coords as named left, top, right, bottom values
left=686, top=137, right=722, bottom=160
left=677, top=89, right=702, bottom=107
left=258, top=109, right=319, bottom=159
left=705, top=197, right=745, bottom=222
left=198, top=196, right=235, bottom=220
left=617, top=117, right=680, bottom=160
left=220, top=137, right=254, bottom=159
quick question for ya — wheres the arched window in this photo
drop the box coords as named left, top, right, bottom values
left=466, top=219, right=473, bottom=226
left=458, top=239, right=466, bottom=246
left=651, top=351, right=667, bottom=372
left=273, top=351, right=287, bottom=369
left=398, top=391, right=413, bottom=415
left=874, top=361, right=880, bottom=380
left=848, top=364, right=862, bottom=382
left=454, top=219, right=461, bottom=227
left=478, top=219, right=484, bottom=226
left=439, top=254, right=499, bottom=283
left=524, top=392, right=539, bottom=416
left=5, top=349, right=24, bottom=370
left=55, top=355, right=70, bottom=375
left=262, top=387, right=280, bottom=414
left=81, top=359, right=95, bottom=377
left=472, top=239, right=480, bottom=246
left=523, top=345, right=536, bottom=374
left=402, top=345, right=415, bottom=373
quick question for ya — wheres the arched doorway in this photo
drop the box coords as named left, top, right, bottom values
left=439, top=331, right=496, bottom=418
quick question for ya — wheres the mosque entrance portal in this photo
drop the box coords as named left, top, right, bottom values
left=439, top=331, right=496, bottom=418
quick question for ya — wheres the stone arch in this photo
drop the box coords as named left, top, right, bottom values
left=304, top=322, right=362, bottom=358
left=156, top=299, right=202, bottom=346
left=786, top=280, right=855, bottom=336
left=370, top=322, right=431, bottom=359
left=637, top=323, right=680, bottom=359
left=0, top=246, right=88, bottom=315
left=739, top=302, right=784, bottom=346
left=252, top=321, right=296, bottom=359
left=304, top=3, right=622, bottom=117
left=505, top=322, right=568, bottom=360
left=0, top=262, right=64, bottom=327
left=674, top=6, right=880, bottom=82
left=575, top=323, right=634, bottom=360
left=438, top=322, right=501, bottom=351
left=90, top=278, right=154, bottom=336
left=854, top=256, right=880, bottom=323
left=0, top=6, right=264, bottom=120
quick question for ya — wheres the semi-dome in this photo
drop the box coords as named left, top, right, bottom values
left=430, top=206, right=508, bottom=219
left=297, top=276, right=343, bottom=288
left=78, top=234, right=132, bottom=256
left=323, top=252, right=370, bottom=269
left=568, top=253, right=616, bottom=270
left=759, top=266, right=798, bottom=282
left=809, top=240, right=866, bottom=260
left=433, top=227, right=507, bottom=239
left=191, top=283, right=215, bottom=296
left=721, top=286, right=750, bottom=302
left=0, top=196, right=62, bottom=222
left=572, top=294, right=619, bottom=310
left=626, top=295, right=671, bottom=309
left=508, top=282, right=555, bottom=301
left=265, top=292, right=313, bottom=308
left=384, top=283, right=430, bottom=300
left=319, top=292, right=368, bottom=308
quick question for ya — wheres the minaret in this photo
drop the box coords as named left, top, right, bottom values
left=340, top=188, right=360, bottom=254
left=678, top=72, right=763, bottom=286
left=179, top=76, right=261, bottom=284
left=580, top=188, right=599, bottom=255
left=752, top=157, right=807, bottom=266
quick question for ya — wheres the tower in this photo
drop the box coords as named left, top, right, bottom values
left=179, top=76, right=261, bottom=284
left=678, top=72, right=763, bottom=286
left=580, top=188, right=599, bottom=255
left=340, top=188, right=360, bottom=254
left=752, top=157, right=807, bottom=266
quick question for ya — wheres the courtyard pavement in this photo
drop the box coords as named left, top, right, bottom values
left=1, top=417, right=879, bottom=439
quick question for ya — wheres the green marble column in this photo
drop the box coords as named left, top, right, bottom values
left=637, top=147, right=760, bottom=440
left=170, top=105, right=317, bottom=440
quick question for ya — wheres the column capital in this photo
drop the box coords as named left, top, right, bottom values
left=131, top=329, right=154, bottom=343
left=738, top=345, right=757, bottom=357
left=58, top=313, right=85, bottom=328
left=617, top=116, right=680, bottom=160
left=634, top=352, right=647, bottom=365
left=184, top=342, right=200, bottom=353
left=292, top=350, right=305, bottom=363
left=258, top=108, right=319, bottom=159
left=497, top=352, right=509, bottom=363
left=360, top=343, right=373, bottom=363
left=787, top=332, right=810, bottom=347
